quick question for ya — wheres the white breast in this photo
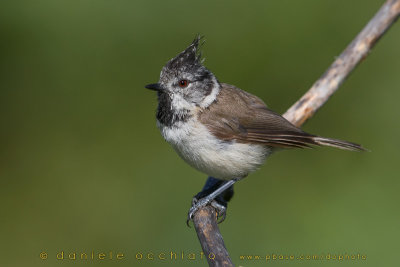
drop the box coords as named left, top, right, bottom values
left=157, top=119, right=271, bottom=180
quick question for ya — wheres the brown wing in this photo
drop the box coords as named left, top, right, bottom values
left=198, top=83, right=318, bottom=149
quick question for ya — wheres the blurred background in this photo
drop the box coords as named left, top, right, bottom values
left=1, top=0, right=399, bottom=266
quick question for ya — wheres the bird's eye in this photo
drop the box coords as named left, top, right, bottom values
left=178, top=79, right=188, bottom=88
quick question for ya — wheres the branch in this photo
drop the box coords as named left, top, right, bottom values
left=193, top=1, right=400, bottom=266
left=283, top=0, right=400, bottom=126
left=193, top=206, right=233, bottom=266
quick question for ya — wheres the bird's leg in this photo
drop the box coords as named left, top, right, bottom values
left=187, top=177, right=238, bottom=226
left=195, top=177, right=235, bottom=206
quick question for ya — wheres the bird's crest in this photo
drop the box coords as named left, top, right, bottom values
left=165, top=35, right=205, bottom=71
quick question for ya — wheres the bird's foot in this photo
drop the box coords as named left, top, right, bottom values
left=186, top=177, right=236, bottom=227
left=186, top=196, right=227, bottom=226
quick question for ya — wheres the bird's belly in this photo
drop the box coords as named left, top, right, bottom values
left=158, top=120, right=271, bottom=180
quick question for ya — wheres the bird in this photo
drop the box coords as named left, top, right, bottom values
left=145, top=35, right=365, bottom=223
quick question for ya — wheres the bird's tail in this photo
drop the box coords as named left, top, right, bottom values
left=313, top=136, right=367, bottom=151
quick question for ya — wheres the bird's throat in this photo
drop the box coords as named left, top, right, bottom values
left=156, top=92, right=191, bottom=127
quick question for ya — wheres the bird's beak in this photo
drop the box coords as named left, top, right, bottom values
left=145, top=83, right=164, bottom=91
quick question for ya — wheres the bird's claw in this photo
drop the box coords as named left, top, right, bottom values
left=186, top=198, right=227, bottom=227
left=210, top=200, right=227, bottom=223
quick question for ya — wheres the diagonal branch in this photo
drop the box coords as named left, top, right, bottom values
left=193, top=1, right=400, bottom=266
left=283, top=0, right=400, bottom=126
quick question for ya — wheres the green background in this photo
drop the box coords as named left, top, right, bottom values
left=1, top=0, right=399, bottom=266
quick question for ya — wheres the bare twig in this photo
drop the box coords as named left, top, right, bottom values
left=193, top=1, right=400, bottom=266
left=283, top=0, right=400, bottom=126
